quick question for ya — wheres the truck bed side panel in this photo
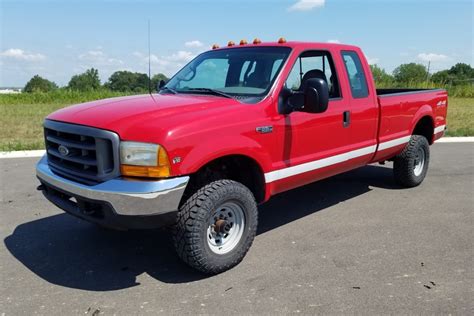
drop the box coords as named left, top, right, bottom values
left=371, top=89, right=448, bottom=162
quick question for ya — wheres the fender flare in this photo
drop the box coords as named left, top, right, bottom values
left=410, top=104, right=434, bottom=134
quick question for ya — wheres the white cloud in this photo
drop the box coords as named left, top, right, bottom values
left=367, top=57, right=380, bottom=65
left=288, top=0, right=325, bottom=11
left=78, top=50, right=123, bottom=66
left=0, top=48, right=45, bottom=61
left=134, top=50, right=196, bottom=76
left=327, top=39, right=340, bottom=44
left=417, top=53, right=449, bottom=62
left=167, top=51, right=195, bottom=62
left=185, top=40, right=204, bottom=48
left=79, top=50, right=104, bottom=59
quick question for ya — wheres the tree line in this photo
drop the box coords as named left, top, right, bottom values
left=23, top=62, right=473, bottom=93
left=370, top=62, right=473, bottom=86
left=23, top=68, right=169, bottom=93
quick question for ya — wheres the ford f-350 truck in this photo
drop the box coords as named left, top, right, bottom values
left=37, top=40, right=447, bottom=274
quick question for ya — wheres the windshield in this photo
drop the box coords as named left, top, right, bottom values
left=162, top=46, right=291, bottom=101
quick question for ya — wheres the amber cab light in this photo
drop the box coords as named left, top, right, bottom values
left=227, top=41, right=235, bottom=47
left=239, top=39, right=248, bottom=45
left=278, top=37, right=287, bottom=44
left=253, top=38, right=262, bottom=44
left=212, top=44, right=220, bottom=49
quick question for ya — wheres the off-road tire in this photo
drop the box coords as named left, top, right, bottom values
left=173, top=179, right=258, bottom=274
left=393, top=135, right=430, bottom=187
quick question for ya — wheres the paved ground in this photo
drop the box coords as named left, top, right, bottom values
left=0, top=143, right=473, bottom=315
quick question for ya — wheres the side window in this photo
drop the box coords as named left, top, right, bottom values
left=341, top=51, right=369, bottom=98
left=284, top=51, right=340, bottom=98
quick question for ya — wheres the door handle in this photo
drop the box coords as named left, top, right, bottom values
left=343, top=111, right=351, bottom=128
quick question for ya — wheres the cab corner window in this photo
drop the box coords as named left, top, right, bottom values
left=341, top=51, right=369, bottom=98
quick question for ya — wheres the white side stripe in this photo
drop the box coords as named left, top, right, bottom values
left=434, top=125, right=446, bottom=134
left=264, top=134, right=413, bottom=183
left=264, top=145, right=377, bottom=183
left=377, top=136, right=411, bottom=151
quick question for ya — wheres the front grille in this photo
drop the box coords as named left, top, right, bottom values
left=44, top=120, right=120, bottom=185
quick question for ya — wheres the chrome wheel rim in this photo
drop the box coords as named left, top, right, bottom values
left=207, top=201, right=245, bottom=254
left=413, top=147, right=425, bottom=176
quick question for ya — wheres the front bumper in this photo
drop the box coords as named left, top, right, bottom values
left=36, top=155, right=189, bottom=228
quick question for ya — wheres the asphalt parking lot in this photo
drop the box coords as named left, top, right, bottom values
left=0, top=143, right=473, bottom=315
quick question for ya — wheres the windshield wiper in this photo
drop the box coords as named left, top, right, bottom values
left=160, top=86, right=177, bottom=94
left=186, top=88, right=234, bottom=99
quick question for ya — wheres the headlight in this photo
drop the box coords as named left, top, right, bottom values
left=119, top=141, right=171, bottom=178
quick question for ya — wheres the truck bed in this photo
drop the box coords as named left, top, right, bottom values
left=372, top=87, right=448, bottom=162
left=376, top=88, right=444, bottom=96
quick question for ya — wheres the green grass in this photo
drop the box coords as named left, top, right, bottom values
left=0, top=90, right=131, bottom=151
left=0, top=92, right=472, bottom=151
left=445, top=98, right=474, bottom=136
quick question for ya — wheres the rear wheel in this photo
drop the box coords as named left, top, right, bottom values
left=173, top=179, right=258, bottom=274
left=393, top=135, right=430, bottom=187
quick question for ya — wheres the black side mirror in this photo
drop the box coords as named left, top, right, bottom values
left=280, top=78, right=329, bottom=114
left=300, top=78, right=329, bottom=114
left=157, top=79, right=166, bottom=91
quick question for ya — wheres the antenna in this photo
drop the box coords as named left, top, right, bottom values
left=148, top=20, right=152, bottom=94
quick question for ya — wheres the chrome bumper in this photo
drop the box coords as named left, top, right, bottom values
left=36, top=155, right=189, bottom=216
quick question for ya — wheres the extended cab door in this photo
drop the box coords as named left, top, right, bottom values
left=339, top=50, right=379, bottom=166
left=269, top=49, right=352, bottom=193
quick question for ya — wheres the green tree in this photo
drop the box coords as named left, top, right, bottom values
left=106, top=71, right=150, bottom=92
left=151, top=73, right=169, bottom=91
left=449, top=63, right=474, bottom=79
left=432, top=63, right=474, bottom=84
left=68, top=68, right=101, bottom=91
left=23, top=75, right=58, bottom=93
left=430, top=70, right=451, bottom=84
left=393, top=63, right=428, bottom=84
left=370, top=64, right=393, bottom=85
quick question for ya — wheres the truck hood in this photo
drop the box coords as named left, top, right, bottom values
left=47, top=93, right=242, bottom=140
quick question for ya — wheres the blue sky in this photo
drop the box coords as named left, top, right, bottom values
left=0, top=0, right=472, bottom=87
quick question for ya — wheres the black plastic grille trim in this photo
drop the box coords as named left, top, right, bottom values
left=43, top=120, right=120, bottom=185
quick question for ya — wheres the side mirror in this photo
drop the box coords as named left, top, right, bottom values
left=157, top=79, right=166, bottom=91
left=301, top=78, right=329, bottom=114
left=279, top=78, right=329, bottom=115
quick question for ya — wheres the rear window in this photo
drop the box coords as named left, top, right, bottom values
left=341, top=51, right=369, bottom=98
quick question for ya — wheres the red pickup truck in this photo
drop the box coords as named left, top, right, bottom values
left=37, top=40, right=447, bottom=274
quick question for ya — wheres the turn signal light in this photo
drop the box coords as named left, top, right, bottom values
left=239, top=39, right=248, bottom=45
left=227, top=41, right=235, bottom=47
left=120, top=165, right=170, bottom=178
left=253, top=38, right=261, bottom=44
left=278, top=37, right=287, bottom=43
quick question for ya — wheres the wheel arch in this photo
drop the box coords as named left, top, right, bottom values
left=410, top=105, right=435, bottom=144
left=181, top=153, right=268, bottom=204
left=412, top=115, right=435, bottom=144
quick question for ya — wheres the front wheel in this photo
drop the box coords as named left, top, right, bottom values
left=173, top=179, right=258, bottom=274
left=393, top=135, right=430, bottom=187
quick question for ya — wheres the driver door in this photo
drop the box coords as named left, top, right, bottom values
left=271, top=50, right=351, bottom=193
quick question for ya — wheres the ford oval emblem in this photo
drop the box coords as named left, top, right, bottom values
left=58, top=145, right=70, bottom=156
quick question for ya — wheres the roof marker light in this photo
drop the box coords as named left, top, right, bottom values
left=253, top=38, right=262, bottom=44
left=212, top=44, right=220, bottom=49
left=278, top=37, right=287, bottom=44
left=239, top=39, right=248, bottom=45
left=227, top=41, right=235, bottom=47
